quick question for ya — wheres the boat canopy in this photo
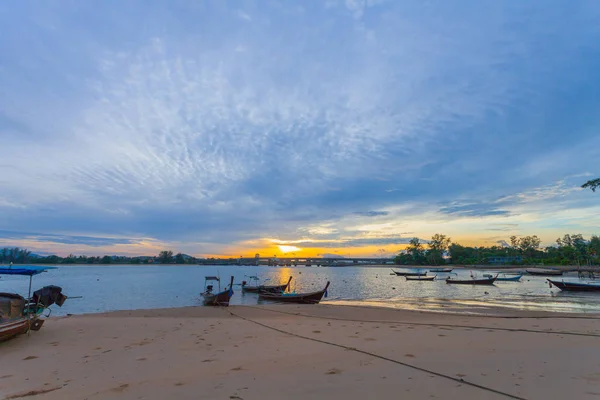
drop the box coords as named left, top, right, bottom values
left=204, top=276, right=220, bottom=281
left=0, top=266, right=56, bottom=276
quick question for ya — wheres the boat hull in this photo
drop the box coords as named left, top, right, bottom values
left=392, top=270, right=427, bottom=277
left=0, top=316, right=43, bottom=342
left=202, top=290, right=233, bottom=306
left=405, top=276, right=435, bottom=281
left=242, top=284, right=289, bottom=294
left=548, top=279, right=600, bottom=292
left=526, top=269, right=563, bottom=276
left=259, top=282, right=330, bottom=304
left=446, top=277, right=497, bottom=285
left=496, top=275, right=522, bottom=282
left=429, top=268, right=453, bottom=273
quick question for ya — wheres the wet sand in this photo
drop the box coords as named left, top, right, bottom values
left=1, top=305, right=600, bottom=400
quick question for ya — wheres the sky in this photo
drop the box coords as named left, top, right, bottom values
left=1, top=0, right=599, bottom=259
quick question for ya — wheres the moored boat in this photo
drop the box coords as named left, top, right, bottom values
left=258, top=282, right=330, bottom=304
left=526, top=268, right=563, bottom=276
left=242, top=276, right=292, bottom=294
left=391, top=269, right=427, bottom=277
left=429, top=268, right=453, bottom=273
left=483, top=273, right=522, bottom=282
left=405, top=275, right=436, bottom=281
left=202, top=276, right=235, bottom=306
left=0, top=266, right=67, bottom=342
left=547, top=279, right=600, bottom=292
left=446, top=274, right=497, bottom=285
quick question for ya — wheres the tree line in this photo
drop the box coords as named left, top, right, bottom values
left=393, top=233, right=600, bottom=266
left=0, top=249, right=241, bottom=265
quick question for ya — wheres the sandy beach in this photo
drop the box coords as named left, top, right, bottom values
left=1, top=305, right=600, bottom=400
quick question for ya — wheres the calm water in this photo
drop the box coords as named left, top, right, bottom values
left=2, top=265, right=600, bottom=315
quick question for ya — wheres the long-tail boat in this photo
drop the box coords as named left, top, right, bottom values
left=429, top=268, right=453, bottom=273
left=391, top=269, right=427, bottom=277
left=547, top=279, right=600, bottom=292
left=405, top=275, right=436, bottom=281
left=484, top=273, right=522, bottom=282
left=242, top=276, right=292, bottom=293
left=258, top=282, right=330, bottom=304
left=0, top=266, right=67, bottom=342
left=201, top=276, right=235, bottom=306
left=526, top=268, right=563, bottom=276
left=446, top=274, right=498, bottom=285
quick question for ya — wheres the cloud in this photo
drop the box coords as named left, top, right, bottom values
left=0, top=2, right=599, bottom=255
left=354, top=211, right=389, bottom=217
left=275, top=236, right=419, bottom=248
left=0, top=230, right=139, bottom=247
left=439, top=202, right=511, bottom=218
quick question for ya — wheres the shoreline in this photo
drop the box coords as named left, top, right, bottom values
left=60, top=298, right=600, bottom=319
left=2, top=304, right=600, bottom=399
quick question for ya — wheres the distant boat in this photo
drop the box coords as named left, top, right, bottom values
left=242, top=276, right=292, bottom=294
left=484, top=273, right=522, bottom=282
left=446, top=274, right=497, bottom=285
left=258, top=282, right=330, bottom=304
left=526, top=268, right=563, bottom=276
left=429, top=268, right=453, bottom=273
left=547, top=279, right=600, bottom=292
left=201, top=276, right=234, bottom=306
left=391, top=269, right=427, bottom=277
left=405, top=275, right=436, bottom=281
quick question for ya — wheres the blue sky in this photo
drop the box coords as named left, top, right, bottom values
left=0, top=0, right=599, bottom=257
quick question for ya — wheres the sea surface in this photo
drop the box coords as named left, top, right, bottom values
left=2, top=265, right=600, bottom=316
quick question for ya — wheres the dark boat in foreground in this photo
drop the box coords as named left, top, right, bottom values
left=446, top=274, right=497, bottom=285
left=547, top=279, right=600, bottom=292
left=1, top=266, right=67, bottom=342
left=405, top=275, right=436, bottom=281
left=391, top=269, right=427, bottom=277
left=242, top=276, right=292, bottom=294
left=201, top=276, right=235, bottom=306
left=258, top=282, right=330, bottom=304
left=526, top=268, right=563, bottom=276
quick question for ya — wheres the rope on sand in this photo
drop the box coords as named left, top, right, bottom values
left=228, top=308, right=527, bottom=400
left=238, top=305, right=600, bottom=338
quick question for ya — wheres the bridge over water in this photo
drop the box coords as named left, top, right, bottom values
left=235, top=257, right=394, bottom=266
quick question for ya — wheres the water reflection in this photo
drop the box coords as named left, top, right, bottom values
left=1, top=265, right=599, bottom=315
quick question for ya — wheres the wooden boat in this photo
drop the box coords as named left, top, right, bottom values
left=484, top=273, right=522, bottom=282
left=0, top=315, right=44, bottom=342
left=526, top=268, right=563, bottom=276
left=391, top=269, right=427, bottom=277
left=446, top=274, right=497, bottom=285
left=405, top=275, right=436, bottom=281
left=258, top=282, right=330, bottom=304
left=201, top=276, right=234, bottom=306
left=547, top=279, right=600, bottom=292
left=0, top=266, right=66, bottom=342
left=429, top=268, right=453, bottom=273
left=242, top=276, right=292, bottom=293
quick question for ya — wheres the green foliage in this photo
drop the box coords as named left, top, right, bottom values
left=396, top=233, right=600, bottom=266
left=582, top=178, right=600, bottom=192
left=158, top=250, right=174, bottom=264
left=428, top=234, right=451, bottom=265
left=174, top=253, right=185, bottom=264
left=0, top=247, right=32, bottom=263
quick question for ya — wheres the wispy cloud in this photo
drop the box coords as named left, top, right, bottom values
left=0, top=1, right=599, bottom=255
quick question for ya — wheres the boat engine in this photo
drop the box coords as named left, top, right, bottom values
left=32, top=285, right=67, bottom=307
